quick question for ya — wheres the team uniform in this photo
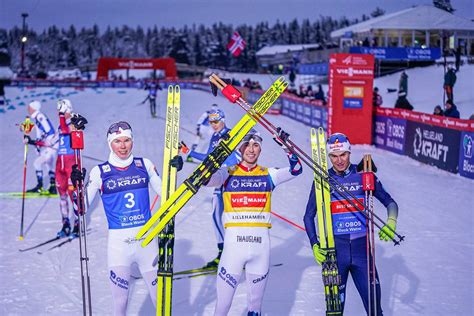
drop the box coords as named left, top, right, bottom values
left=207, top=155, right=302, bottom=315
left=28, top=109, right=57, bottom=192
left=304, top=164, right=398, bottom=315
left=87, top=156, right=161, bottom=315
left=188, top=126, right=241, bottom=247
left=191, top=106, right=220, bottom=153
left=55, top=113, right=79, bottom=233
left=143, top=81, right=160, bottom=117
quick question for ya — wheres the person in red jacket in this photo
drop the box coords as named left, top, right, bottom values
left=55, top=99, right=80, bottom=237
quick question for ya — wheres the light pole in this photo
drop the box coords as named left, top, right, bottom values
left=20, top=13, right=29, bottom=76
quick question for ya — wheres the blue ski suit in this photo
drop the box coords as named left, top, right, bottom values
left=304, top=164, right=398, bottom=315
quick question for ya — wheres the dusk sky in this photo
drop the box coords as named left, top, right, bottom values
left=1, top=0, right=473, bottom=32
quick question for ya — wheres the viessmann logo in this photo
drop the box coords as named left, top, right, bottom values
left=336, top=68, right=373, bottom=77
left=230, top=194, right=267, bottom=208
left=413, top=127, right=449, bottom=162
left=117, top=61, right=153, bottom=68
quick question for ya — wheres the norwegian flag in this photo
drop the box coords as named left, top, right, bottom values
left=227, top=32, right=246, bottom=57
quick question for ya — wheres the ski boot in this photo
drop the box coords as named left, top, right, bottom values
left=72, top=219, right=80, bottom=238
left=57, top=218, right=71, bottom=238
left=27, top=183, right=43, bottom=193
left=203, top=243, right=223, bottom=269
left=48, top=180, right=57, bottom=195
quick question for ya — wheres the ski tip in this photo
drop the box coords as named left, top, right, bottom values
left=18, top=236, right=24, bottom=241
left=168, top=85, right=173, bottom=93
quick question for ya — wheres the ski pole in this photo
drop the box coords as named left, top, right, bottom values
left=70, top=115, right=92, bottom=316
left=210, top=74, right=404, bottom=245
left=19, top=117, right=34, bottom=240
left=271, top=210, right=306, bottom=232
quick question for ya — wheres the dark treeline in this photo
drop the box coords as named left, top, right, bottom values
left=0, top=10, right=383, bottom=75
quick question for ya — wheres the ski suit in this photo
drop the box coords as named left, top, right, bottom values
left=30, top=110, right=57, bottom=185
left=304, top=164, right=398, bottom=315
left=188, top=127, right=241, bottom=245
left=192, top=108, right=217, bottom=153
left=207, top=156, right=302, bottom=315
left=87, top=157, right=162, bottom=315
left=55, top=114, right=77, bottom=219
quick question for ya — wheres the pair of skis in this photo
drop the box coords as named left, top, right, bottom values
left=311, top=127, right=342, bottom=315
left=155, top=85, right=181, bottom=316
left=135, top=75, right=289, bottom=247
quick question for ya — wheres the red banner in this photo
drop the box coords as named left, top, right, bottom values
left=328, top=53, right=375, bottom=144
left=96, top=57, right=177, bottom=80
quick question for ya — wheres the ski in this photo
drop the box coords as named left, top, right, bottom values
left=36, top=229, right=93, bottom=254
left=0, top=191, right=59, bottom=199
left=311, top=127, right=342, bottom=315
left=173, top=270, right=217, bottom=281
left=156, top=84, right=181, bottom=316
left=174, top=263, right=284, bottom=276
left=136, top=75, right=288, bottom=247
left=18, top=236, right=61, bottom=252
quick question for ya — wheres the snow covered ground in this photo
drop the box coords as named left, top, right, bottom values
left=0, top=84, right=473, bottom=315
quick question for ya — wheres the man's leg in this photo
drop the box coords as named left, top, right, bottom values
left=109, top=266, right=131, bottom=316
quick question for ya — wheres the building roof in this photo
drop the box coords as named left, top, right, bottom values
left=256, top=44, right=321, bottom=56
left=331, top=5, right=474, bottom=38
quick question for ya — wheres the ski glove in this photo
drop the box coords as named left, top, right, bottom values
left=273, top=127, right=291, bottom=153
left=70, top=164, right=86, bottom=187
left=170, top=155, right=183, bottom=172
left=312, top=243, right=327, bottom=265
left=23, top=135, right=36, bottom=145
left=379, top=218, right=397, bottom=242
left=71, top=113, right=88, bottom=130
left=288, top=153, right=303, bottom=176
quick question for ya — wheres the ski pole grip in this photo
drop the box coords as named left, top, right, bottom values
left=221, top=85, right=241, bottom=103
left=362, top=172, right=375, bottom=191
left=71, top=131, right=85, bottom=150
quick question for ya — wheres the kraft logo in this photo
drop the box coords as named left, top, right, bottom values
left=464, top=135, right=473, bottom=158
left=106, top=179, right=117, bottom=190
left=230, top=179, right=240, bottom=189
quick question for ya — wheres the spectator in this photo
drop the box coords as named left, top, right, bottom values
left=373, top=87, right=383, bottom=107
left=314, top=84, right=326, bottom=105
left=469, top=114, right=474, bottom=121
left=444, top=67, right=457, bottom=102
left=433, top=105, right=444, bottom=116
left=399, top=71, right=408, bottom=96
left=454, top=46, right=461, bottom=72
left=394, top=91, right=413, bottom=111
left=443, top=99, right=460, bottom=118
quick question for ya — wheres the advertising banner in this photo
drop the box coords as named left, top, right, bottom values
left=458, top=132, right=474, bottom=179
left=328, top=53, right=374, bottom=144
left=350, top=47, right=441, bottom=61
left=406, top=121, right=461, bottom=173
left=374, top=116, right=407, bottom=155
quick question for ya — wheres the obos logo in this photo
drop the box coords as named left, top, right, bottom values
left=106, top=179, right=117, bottom=190
left=464, top=135, right=473, bottom=158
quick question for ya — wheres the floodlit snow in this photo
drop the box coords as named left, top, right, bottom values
left=0, top=83, right=472, bottom=315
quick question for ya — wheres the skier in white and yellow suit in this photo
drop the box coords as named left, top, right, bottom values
left=206, top=129, right=303, bottom=316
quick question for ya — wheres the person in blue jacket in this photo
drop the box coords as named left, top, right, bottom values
left=303, top=133, right=399, bottom=316
left=187, top=109, right=241, bottom=268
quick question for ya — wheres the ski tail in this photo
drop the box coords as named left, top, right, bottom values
left=136, top=76, right=288, bottom=247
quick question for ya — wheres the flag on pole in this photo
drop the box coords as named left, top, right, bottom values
left=227, top=32, right=246, bottom=57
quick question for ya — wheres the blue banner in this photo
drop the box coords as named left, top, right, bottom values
left=374, top=116, right=407, bottom=155
left=298, top=63, right=328, bottom=75
left=458, top=132, right=474, bottom=179
left=350, top=47, right=441, bottom=61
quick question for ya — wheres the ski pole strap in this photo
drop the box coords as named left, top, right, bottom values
left=362, top=172, right=375, bottom=191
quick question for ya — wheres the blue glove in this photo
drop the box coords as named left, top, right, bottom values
left=288, top=153, right=302, bottom=176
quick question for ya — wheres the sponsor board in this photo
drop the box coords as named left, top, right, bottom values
left=406, top=121, right=460, bottom=173
left=374, top=116, right=407, bottom=155
left=458, top=132, right=474, bottom=179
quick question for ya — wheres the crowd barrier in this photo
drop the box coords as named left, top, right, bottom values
left=9, top=79, right=473, bottom=179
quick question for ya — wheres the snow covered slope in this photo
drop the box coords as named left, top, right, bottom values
left=0, top=85, right=472, bottom=315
